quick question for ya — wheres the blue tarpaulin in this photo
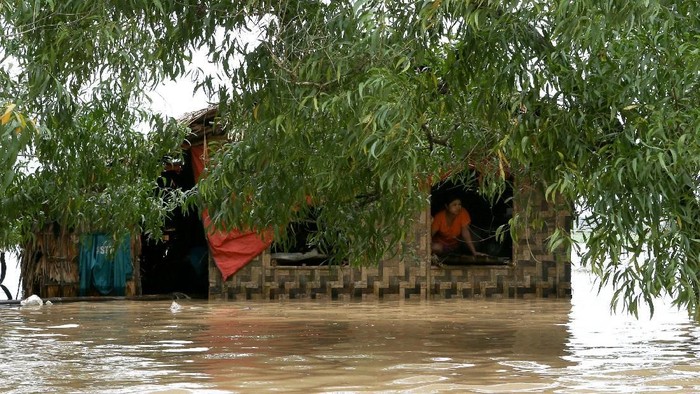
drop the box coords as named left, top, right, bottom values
left=79, top=234, right=132, bottom=296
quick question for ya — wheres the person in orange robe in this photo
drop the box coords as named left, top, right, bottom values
left=431, top=196, right=486, bottom=256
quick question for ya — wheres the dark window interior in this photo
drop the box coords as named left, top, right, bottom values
left=140, top=150, right=209, bottom=298
left=269, top=208, right=336, bottom=267
left=431, top=171, right=513, bottom=265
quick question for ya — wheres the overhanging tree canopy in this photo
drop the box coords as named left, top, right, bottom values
left=1, top=0, right=700, bottom=317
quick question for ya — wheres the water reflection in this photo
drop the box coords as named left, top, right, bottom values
left=0, top=269, right=699, bottom=393
left=562, top=268, right=700, bottom=393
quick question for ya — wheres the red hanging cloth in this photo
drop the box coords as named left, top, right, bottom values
left=190, top=145, right=271, bottom=280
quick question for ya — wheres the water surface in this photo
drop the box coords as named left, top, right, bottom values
left=1, top=269, right=699, bottom=393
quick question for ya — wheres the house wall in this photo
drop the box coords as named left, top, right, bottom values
left=209, top=181, right=572, bottom=300
left=21, top=228, right=140, bottom=299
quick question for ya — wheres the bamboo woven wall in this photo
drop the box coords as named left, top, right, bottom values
left=210, top=185, right=572, bottom=300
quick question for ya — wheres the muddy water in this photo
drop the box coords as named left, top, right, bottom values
left=1, top=269, right=700, bottom=393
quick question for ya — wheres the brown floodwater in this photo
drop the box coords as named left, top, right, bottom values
left=1, top=269, right=699, bottom=393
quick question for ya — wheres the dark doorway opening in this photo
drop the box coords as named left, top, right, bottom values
left=431, top=171, right=513, bottom=265
left=140, top=151, right=209, bottom=298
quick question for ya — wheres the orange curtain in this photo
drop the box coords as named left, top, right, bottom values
left=190, top=145, right=271, bottom=280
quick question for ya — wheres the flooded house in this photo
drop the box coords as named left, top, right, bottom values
left=183, top=107, right=572, bottom=301
left=19, top=106, right=571, bottom=301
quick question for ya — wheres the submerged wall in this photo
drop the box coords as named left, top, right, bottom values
left=20, top=227, right=141, bottom=299
left=209, top=182, right=572, bottom=300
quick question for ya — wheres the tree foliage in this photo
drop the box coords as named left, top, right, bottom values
left=2, top=0, right=700, bottom=317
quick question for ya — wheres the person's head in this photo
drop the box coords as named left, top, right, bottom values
left=443, top=195, right=462, bottom=215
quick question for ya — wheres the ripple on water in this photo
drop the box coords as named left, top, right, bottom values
left=498, top=360, right=552, bottom=371
left=46, top=324, right=80, bottom=329
left=465, top=382, right=560, bottom=393
left=157, top=340, right=194, bottom=345
left=383, top=362, right=476, bottom=371
left=204, top=352, right=255, bottom=359
left=392, top=375, right=449, bottom=385
left=162, top=347, right=210, bottom=353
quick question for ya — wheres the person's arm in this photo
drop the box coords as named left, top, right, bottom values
left=461, top=224, right=485, bottom=256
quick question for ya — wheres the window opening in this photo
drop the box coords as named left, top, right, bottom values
left=269, top=208, right=336, bottom=267
left=431, top=171, right=513, bottom=265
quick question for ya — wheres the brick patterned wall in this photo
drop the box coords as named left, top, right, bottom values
left=511, top=178, right=572, bottom=298
left=210, top=182, right=572, bottom=300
